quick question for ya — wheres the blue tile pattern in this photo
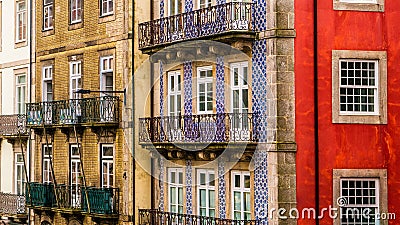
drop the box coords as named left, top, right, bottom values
left=216, top=0, right=226, bottom=4
left=253, top=0, right=267, bottom=32
left=216, top=56, right=225, bottom=114
left=218, top=159, right=226, bottom=219
left=252, top=39, right=267, bottom=142
left=160, top=0, right=164, bottom=18
left=160, top=61, right=164, bottom=117
left=185, top=0, right=193, bottom=12
left=159, top=158, right=165, bottom=211
left=183, top=61, right=193, bottom=116
left=254, top=149, right=268, bottom=224
left=185, top=160, right=193, bottom=214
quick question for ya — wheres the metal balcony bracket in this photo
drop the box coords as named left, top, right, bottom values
left=60, top=127, right=84, bottom=143
left=90, top=127, right=116, bottom=143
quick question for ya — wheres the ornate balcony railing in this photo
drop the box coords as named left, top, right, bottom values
left=139, top=113, right=264, bottom=144
left=26, top=183, right=119, bottom=215
left=0, top=114, right=27, bottom=136
left=0, top=192, right=26, bottom=215
left=26, top=96, right=119, bottom=126
left=139, top=2, right=255, bottom=49
left=139, top=209, right=259, bottom=225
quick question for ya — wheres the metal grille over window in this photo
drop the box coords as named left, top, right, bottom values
left=339, top=60, right=378, bottom=114
left=340, top=179, right=379, bottom=225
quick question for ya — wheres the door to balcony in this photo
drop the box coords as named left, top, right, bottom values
left=231, top=62, right=249, bottom=141
left=167, top=71, right=182, bottom=141
left=70, top=144, right=81, bottom=208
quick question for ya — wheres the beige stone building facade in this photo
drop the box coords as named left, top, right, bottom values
left=26, top=0, right=134, bottom=224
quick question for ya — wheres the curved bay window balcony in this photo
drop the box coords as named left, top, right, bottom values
left=25, top=183, right=120, bottom=217
left=139, top=209, right=259, bottom=225
left=139, top=2, right=255, bottom=53
left=26, top=96, right=120, bottom=128
left=0, top=114, right=27, bottom=137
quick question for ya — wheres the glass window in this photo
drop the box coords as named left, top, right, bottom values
left=16, top=74, right=26, bottom=114
left=340, top=178, right=379, bottom=225
left=197, top=169, right=215, bottom=217
left=70, top=144, right=81, bottom=207
left=197, top=66, right=213, bottom=114
left=70, top=0, right=82, bottom=23
left=168, top=168, right=184, bottom=214
left=43, top=0, right=53, bottom=30
left=100, top=56, right=114, bottom=94
left=70, top=61, right=82, bottom=99
left=15, top=153, right=26, bottom=195
left=16, top=1, right=27, bottom=42
left=42, top=144, right=53, bottom=184
left=100, top=0, right=113, bottom=16
left=231, top=171, right=251, bottom=220
left=101, top=144, right=114, bottom=188
left=43, top=66, right=53, bottom=101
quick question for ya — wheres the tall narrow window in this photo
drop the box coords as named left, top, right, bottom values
left=231, top=171, right=251, bottom=220
left=101, top=144, right=114, bottom=188
left=16, top=74, right=26, bottom=114
left=15, top=153, right=26, bottom=195
left=43, top=66, right=53, bottom=101
left=43, top=0, right=53, bottom=30
left=70, top=61, right=82, bottom=99
left=197, top=169, right=215, bottom=217
left=100, top=0, right=113, bottom=16
left=42, top=144, right=53, bottom=184
left=70, top=0, right=82, bottom=23
left=16, top=0, right=27, bottom=42
left=168, top=0, right=182, bottom=16
left=168, top=168, right=184, bottom=214
left=168, top=71, right=182, bottom=116
left=100, top=56, right=114, bottom=94
left=70, top=144, right=81, bottom=207
left=231, top=62, right=249, bottom=136
left=197, top=66, right=213, bottom=114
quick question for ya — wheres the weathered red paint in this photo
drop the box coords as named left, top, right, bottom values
left=295, top=0, right=400, bottom=224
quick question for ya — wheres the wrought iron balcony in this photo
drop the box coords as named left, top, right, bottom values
left=26, top=183, right=119, bottom=216
left=0, top=114, right=27, bottom=136
left=139, top=113, right=263, bottom=144
left=139, top=209, right=259, bottom=225
left=139, top=2, right=255, bottom=51
left=26, top=96, right=120, bottom=127
left=0, top=192, right=26, bottom=216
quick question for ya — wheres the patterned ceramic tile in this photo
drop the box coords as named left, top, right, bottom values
left=185, top=160, right=193, bottom=214
left=218, top=159, right=226, bottom=219
left=160, top=0, right=164, bottom=18
left=254, top=149, right=268, bottom=223
left=253, top=0, right=267, bottom=32
left=216, top=56, right=225, bottom=114
left=185, top=0, right=193, bottom=12
left=159, top=158, right=165, bottom=211
left=184, top=61, right=193, bottom=116
left=160, top=61, right=164, bottom=117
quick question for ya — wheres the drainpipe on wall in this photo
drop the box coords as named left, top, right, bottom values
left=28, top=0, right=34, bottom=223
left=314, top=0, right=320, bottom=223
left=150, top=0, right=156, bottom=211
left=132, top=0, right=136, bottom=224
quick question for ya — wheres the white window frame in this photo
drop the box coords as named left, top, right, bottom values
left=339, top=59, right=379, bottom=116
left=339, top=178, right=379, bottom=225
left=198, top=0, right=212, bottom=8
left=42, top=66, right=53, bottom=101
left=100, top=56, right=114, bottom=95
left=15, top=153, right=26, bottom=195
left=16, top=73, right=27, bottom=114
left=168, top=71, right=182, bottom=116
left=42, top=144, right=53, bottom=184
left=230, top=62, right=249, bottom=113
left=168, top=168, right=184, bottom=214
left=231, top=171, right=251, bottom=220
left=70, top=61, right=82, bottom=99
left=101, top=144, right=114, bottom=188
left=70, top=0, right=82, bottom=24
left=197, top=169, right=216, bottom=217
left=100, top=0, right=114, bottom=16
left=197, top=66, right=213, bottom=114
left=168, top=0, right=182, bottom=16
left=16, top=0, right=27, bottom=42
left=43, top=0, right=54, bottom=30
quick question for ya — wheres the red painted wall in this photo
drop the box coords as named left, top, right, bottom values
left=295, top=0, right=400, bottom=224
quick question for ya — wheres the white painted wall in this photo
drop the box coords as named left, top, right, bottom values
left=0, top=0, right=32, bottom=195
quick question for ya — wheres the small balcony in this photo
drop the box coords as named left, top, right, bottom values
left=0, top=192, right=27, bottom=219
left=139, top=209, right=259, bottom=225
left=26, top=96, right=120, bottom=128
left=0, top=114, right=27, bottom=137
left=139, top=2, right=255, bottom=53
left=26, top=183, right=119, bottom=217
